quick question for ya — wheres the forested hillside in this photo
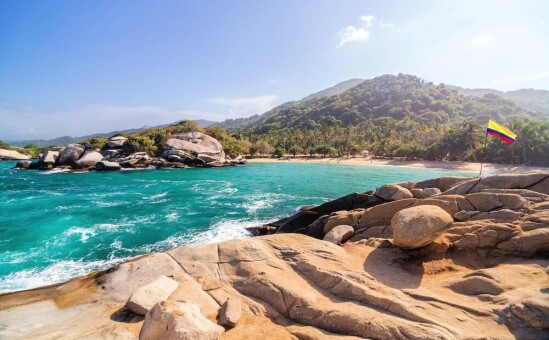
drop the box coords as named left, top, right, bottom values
left=450, top=86, right=549, bottom=114
left=236, top=74, right=548, bottom=166
left=249, top=74, right=539, bottom=134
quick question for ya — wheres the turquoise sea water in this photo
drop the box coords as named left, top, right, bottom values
left=0, top=161, right=473, bottom=293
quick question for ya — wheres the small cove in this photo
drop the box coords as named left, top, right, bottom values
left=0, top=161, right=474, bottom=293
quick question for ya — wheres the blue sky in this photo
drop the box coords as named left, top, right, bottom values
left=1, top=0, right=548, bottom=140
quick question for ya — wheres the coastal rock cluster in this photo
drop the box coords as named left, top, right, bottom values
left=0, top=173, right=548, bottom=339
left=10, top=132, right=246, bottom=172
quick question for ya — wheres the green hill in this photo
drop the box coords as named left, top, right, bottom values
left=450, top=86, right=549, bottom=114
left=248, top=74, right=540, bottom=135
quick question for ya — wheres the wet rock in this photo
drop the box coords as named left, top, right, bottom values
left=95, top=161, right=121, bottom=171
left=126, top=275, right=179, bottom=316
left=139, top=301, right=224, bottom=340
left=391, top=205, right=454, bottom=249
left=323, top=225, right=354, bottom=245
left=14, top=160, right=31, bottom=169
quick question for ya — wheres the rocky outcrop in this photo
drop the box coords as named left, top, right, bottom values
left=375, top=184, right=414, bottom=201
left=164, top=132, right=226, bottom=164
left=323, top=224, right=354, bottom=245
left=108, top=136, right=128, bottom=148
left=139, top=301, right=224, bottom=340
left=72, top=151, right=104, bottom=169
left=391, top=205, right=454, bottom=249
left=95, top=161, right=121, bottom=171
left=18, top=132, right=243, bottom=172
left=126, top=275, right=179, bottom=316
left=56, top=144, right=85, bottom=166
left=218, top=297, right=241, bottom=328
left=0, top=173, right=547, bottom=340
left=38, top=150, right=59, bottom=165
left=0, top=148, right=30, bottom=160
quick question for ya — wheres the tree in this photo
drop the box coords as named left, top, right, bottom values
left=288, top=145, right=301, bottom=158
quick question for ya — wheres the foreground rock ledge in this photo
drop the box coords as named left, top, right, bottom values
left=0, top=173, right=548, bottom=339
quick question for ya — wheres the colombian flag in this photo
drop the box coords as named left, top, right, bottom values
left=487, top=119, right=517, bottom=144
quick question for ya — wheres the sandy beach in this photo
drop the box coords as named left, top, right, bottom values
left=247, top=157, right=549, bottom=175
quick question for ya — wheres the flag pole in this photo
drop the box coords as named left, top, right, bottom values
left=478, top=131, right=488, bottom=178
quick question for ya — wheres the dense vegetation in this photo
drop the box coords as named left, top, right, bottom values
left=234, top=74, right=549, bottom=166
left=2, top=74, right=548, bottom=166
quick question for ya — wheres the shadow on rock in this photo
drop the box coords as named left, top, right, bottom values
left=110, top=306, right=144, bottom=323
left=363, top=247, right=424, bottom=289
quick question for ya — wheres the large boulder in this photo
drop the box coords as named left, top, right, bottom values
left=323, top=225, right=354, bottom=245
left=139, top=301, right=224, bottom=340
left=126, top=275, right=179, bottom=316
left=465, top=193, right=528, bottom=212
left=56, top=144, right=85, bottom=166
left=445, top=173, right=549, bottom=195
left=95, top=161, right=121, bottom=171
left=38, top=150, right=59, bottom=165
left=391, top=205, right=454, bottom=249
left=108, top=136, right=128, bottom=148
left=72, top=151, right=104, bottom=169
left=0, top=148, right=30, bottom=160
left=218, top=297, right=241, bottom=328
left=164, top=132, right=226, bottom=163
left=14, top=160, right=31, bottom=169
left=375, top=184, right=414, bottom=201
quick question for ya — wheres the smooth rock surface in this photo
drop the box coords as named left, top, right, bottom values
left=139, top=301, right=224, bottom=340
left=323, top=225, right=354, bottom=244
left=95, top=161, right=121, bottom=171
left=108, top=136, right=128, bottom=148
left=56, top=144, right=85, bottom=166
left=392, top=205, right=454, bottom=249
left=72, top=151, right=104, bottom=169
left=218, top=297, right=241, bottom=328
left=0, top=148, right=31, bottom=160
left=126, top=275, right=179, bottom=316
left=375, top=184, right=414, bottom=201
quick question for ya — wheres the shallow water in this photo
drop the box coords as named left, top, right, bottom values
left=0, top=161, right=473, bottom=292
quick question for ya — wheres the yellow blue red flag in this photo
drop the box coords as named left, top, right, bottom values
left=487, top=119, right=517, bottom=144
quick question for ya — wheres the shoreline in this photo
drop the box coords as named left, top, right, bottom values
left=247, top=157, right=549, bottom=174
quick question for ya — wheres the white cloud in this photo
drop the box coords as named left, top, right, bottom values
left=359, top=15, right=375, bottom=26
left=0, top=104, right=221, bottom=140
left=338, top=26, right=371, bottom=47
left=472, top=34, right=492, bottom=46
left=207, top=95, right=279, bottom=116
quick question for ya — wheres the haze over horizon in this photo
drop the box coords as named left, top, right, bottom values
left=1, top=0, right=549, bottom=140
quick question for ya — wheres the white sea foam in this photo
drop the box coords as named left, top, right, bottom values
left=165, top=212, right=178, bottom=222
left=38, top=168, right=71, bottom=175
left=64, top=223, right=133, bottom=243
left=241, top=193, right=291, bottom=214
left=92, top=200, right=128, bottom=207
left=0, top=257, right=129, bottom=294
